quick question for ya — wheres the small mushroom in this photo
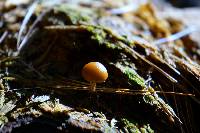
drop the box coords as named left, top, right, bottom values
left=81, top=62, right=108, bottom=91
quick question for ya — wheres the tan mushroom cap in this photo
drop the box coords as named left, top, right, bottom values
left=81, top=62, right=108, bottom=83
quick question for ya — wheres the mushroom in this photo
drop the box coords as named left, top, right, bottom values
left=81, top=62, right=108, bottom=92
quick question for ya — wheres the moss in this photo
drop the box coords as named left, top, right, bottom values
left=121, top=118, right=154, bottom=133
left=142, top=88, right=162, bottom=109
left=0, top=90, right=5, bottom=108
left=140, top=128, right=147, bottom=133
left=54, top=5, right=93, bottom=24
left=86, top=25, right=118, bottom=50
left=145, top=124, right=154, bottom=133
left=140, top=124, right=154, bottom=133
left=86, top=25, right=130, bottom=51
left=143, top=93, right=160, bottom=107
left=0, top=116, right=8, bottom=125
left=91, top=30, right=106, bottom=44
left=114, top=62, right=145, bottom=88
left=124, top=67, right=146, bottom=88
left=104, top=42, right=118, bottom=49
left=85, top=25, right=105, bottom=44
left=122, top=118, right=140, bottom=133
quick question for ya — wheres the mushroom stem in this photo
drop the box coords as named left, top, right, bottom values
left=90, top=82, right=96, bottom=92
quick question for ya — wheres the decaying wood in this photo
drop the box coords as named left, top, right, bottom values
left=0, top=1, right=200, bottom=133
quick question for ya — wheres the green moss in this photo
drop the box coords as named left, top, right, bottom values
left=86, top=26, right=118, bottom=50
left=143, top=94, right=160, bottom=107
left=85, top=25, right=105, bottom=43
left=91, top=30, right=106, bottom=44
left=121, top=118, right=154, bottom=133
left=53, top=4, right=132, bottom=51
left=54, top=5, right=92, bottom=24
left=114, top=62, right=145, bottom=88
left=86, top=25, right=96, bottom=32
left=124, top=67, right=146, bottom=88
left=104, top=42, right=118, bottom=49
left=122, top=118, right=140, bottom=133
left=0, top=115, right=8, bottom=125
left=145, top=124, right=154, bottom=133
left=140, top=124, right=154, bottom=133
left=0, top=91, right=5, bottom=108
left=140, top=128, right=147, bottom=133
left=86, top=26, right=129, bottom=51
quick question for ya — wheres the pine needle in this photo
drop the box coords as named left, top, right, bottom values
left=153, top=26, right=199, bottom=45
left=17, top=1, right=38, bottom=50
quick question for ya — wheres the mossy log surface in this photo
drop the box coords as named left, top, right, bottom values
left=0, top=1, right=200, bottom=133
